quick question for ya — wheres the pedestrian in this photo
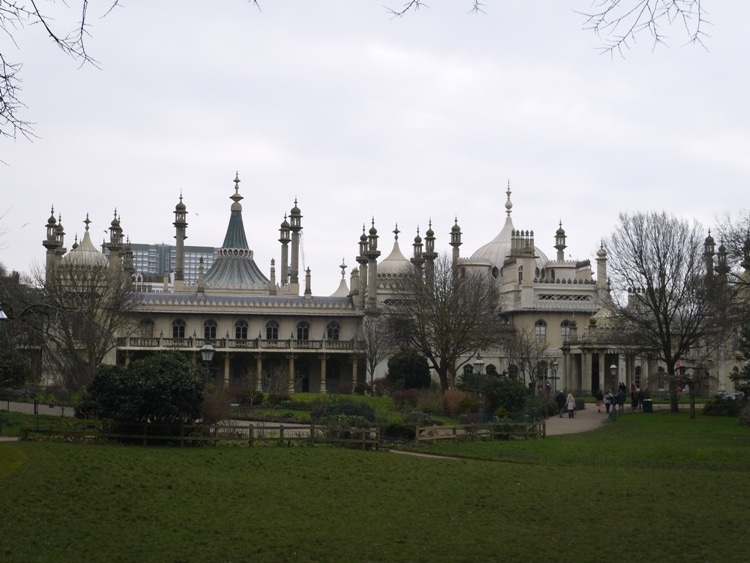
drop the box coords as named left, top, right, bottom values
left=595, top=388, right=604, bottom=412
left=604, top=389, right=613, bottom=414
left=616, top=388, right=626, bottom=414
left=556, top=390, right=566, bottom=418
left=566, top=393, right=576, bottom=418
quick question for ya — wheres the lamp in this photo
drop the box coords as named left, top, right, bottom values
left=550, top=358, right=559, bottom=394
left=474, top=353, right=485, bottom=424
left=200, top=339, right=215, bottom=380
left=609, top=363, right=618, bottom=421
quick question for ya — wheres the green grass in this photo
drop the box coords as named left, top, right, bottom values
left=421, top=411, right=750, bottom=469
left=2, top=412, right=750, bottom=562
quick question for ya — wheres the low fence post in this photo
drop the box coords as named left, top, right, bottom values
left=248, top=426, right=254, bottom=447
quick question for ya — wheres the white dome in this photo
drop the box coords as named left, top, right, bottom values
left=470, top=216, right=548, bottom=277
left=63, top=229, right=108, bottom=268
left=378, top=240, right=414, bottom=278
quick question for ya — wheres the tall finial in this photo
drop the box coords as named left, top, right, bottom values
left=505, top=179, right=513, bottom=217
left=234, top=171, right=241, bottom=193
left=393, top=223, right=400, bottom=241
left=340, top=258, right=347, bottom=279
left=84, top=214, right=91, bottom=231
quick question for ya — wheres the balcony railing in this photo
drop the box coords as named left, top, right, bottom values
left=117, top=336, right=357, bottom=352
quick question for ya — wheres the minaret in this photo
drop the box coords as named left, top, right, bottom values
left=423, top=220, right=437, bottom=285
left=703, top=230, right=715, bottom=280
left=716, top=241, right=730, bottom=283
left=304, top=267, right=312, bottom=299
left=106, top=209, right=124, bottom=272
left=289, top=199, right=302, bottom=294
left=450, top=218, right=462, bottom=267
left=173, top=193, right=188, bottom=292
left=43, top=207, right=64, bottom=281
left=278, top=214, right=291, bottom=288
left=596, top=243, right=608, bottom=291
left=411, top=227, right=424, bottom=272
left=554, top=221, right=567, bottom=262
left=365, top=219, right=381, bottom=311
left=356, top=226, right=368, bottom=309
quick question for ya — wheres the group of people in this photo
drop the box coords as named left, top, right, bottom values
left=556, top=383, right=651, bottom=419
left=555, top=390, right=577, bottom=418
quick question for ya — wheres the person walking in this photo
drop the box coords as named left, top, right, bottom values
left=556, top=390, right=566, bottom=418
left=566, top=392, right=576, bottom=418
left=604, top=389, right=613, bottom=414
left=595, top=388, right=604, bottom=413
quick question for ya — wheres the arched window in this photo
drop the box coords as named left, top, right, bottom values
left=326, top=321, right=340, bottom=341
left=508, top=364, right=519, bottom=379
left=518, top=265, right=523, bottom=284
left=535, top=319, right=546, bottom=344
left=266, top=320, right=279, bottom=340
left=561, top=320, right=571, bottom=342
left=296, top=321, right=310, bottom=341
left=204, top=319, right=217, bottom=340
left=235, top=320, right=248, bottom=340
left=463, top=364, right=474, bottom=376
left=140, top=318, right=154, bottom=338
left=172, top=319, right=186, bottom=339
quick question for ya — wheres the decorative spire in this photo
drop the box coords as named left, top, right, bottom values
left=340, top=258, right=347, bottom=279
left=393, top=223, right=400, bottom=241
left=505, top=179, right=513, bottom=216
left=84, top=214, right=91, bottom=231
left=230, top=172, right=243, bottom=211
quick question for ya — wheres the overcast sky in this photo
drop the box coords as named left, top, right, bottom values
left=2, top=1, right=749, bottom=294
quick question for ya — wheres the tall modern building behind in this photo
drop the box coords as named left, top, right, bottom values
left=129, top=243, right=216, bottom=283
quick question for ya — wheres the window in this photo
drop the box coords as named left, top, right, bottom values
left=326, top=321, right=340, bottom=341
left=172, top=319, right=186, bottom=339
left=535, top=319, right=546, bottom=344
left=266, top=320, right=279, bottom=340
left=140, top=318, right=154, bottom=337
left=508, top=364, right=519, bottom=379
left=204, top=319, right=217, bottom=340
left=635, top=366, right=642, bottom=389
left=296, top=321, right=310, bottom=341
left=235, top=320, right=248, bottom=340
left=561, top=320, right=571, bottom=342
left=518, top=265, right=523, bottom=284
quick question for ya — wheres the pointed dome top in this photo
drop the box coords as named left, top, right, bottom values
left=330, top=258, right=350, bottom=297
left=204, top=174, right=269, bottom=290
left=469, top=184, right=548, bottom=275
left=230, top=172, right=243, bottom=212
left=379, top=225, right=413, bottom=278
left=175, top=193, right=186, bottom=212
left=63, top=215, right=108, bottom=267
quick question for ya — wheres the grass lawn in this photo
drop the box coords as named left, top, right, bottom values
left=1, top=413, right=749, bottom=562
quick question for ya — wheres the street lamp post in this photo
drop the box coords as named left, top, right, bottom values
left=550, top=359, right=559, bottom=394
left=474, top=353, right=485, bottom=424
left=0, top=307, right=6, bottom=433
left=200, top=339, right=215, bottom=382
left=609, top=363, right=618, bottom=421
left=686, top=369, right=696, bottom=420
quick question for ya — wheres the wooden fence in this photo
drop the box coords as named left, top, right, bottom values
left=415, top=420, right=546, bottom=446
left=19, top=417, right=380, bottom=449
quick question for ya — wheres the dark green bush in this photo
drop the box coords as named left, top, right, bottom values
left=739, top=403, right=750, bottom=426
left=703, top=397, right=745, bottom=417
left=386, top=351, right=431, bottom=390
left=310, top=397, right=375, bottom=423
left=382, top=421, right=417, bottom=441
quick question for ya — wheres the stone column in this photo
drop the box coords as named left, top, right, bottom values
left=320, top=355, right=328, bottom=394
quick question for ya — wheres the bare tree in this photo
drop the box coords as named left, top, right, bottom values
left=605, top=211, right=733, bottom=413
left=33, top=260, right=136, bottom=392
left=1, top=1, right=121, bottom=139
left=385, top=254, right=507, bottom=392
left=502, top=327, right=549, bottom=395
left=579, top=0, right=708, bottom=55
left=353, top=314, right=393, bottom=386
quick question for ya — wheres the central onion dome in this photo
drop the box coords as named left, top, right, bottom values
left=469, top=185, right=548, bottom=278
left=378, top=225, right=415, bottom=280
left=63, top=215, right=108, bottom=268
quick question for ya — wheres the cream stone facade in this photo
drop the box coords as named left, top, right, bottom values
left=41, top=175, right=745, bottom=395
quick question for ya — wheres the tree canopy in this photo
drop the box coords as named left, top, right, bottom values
left=76, top=352, right=205, bottom=425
